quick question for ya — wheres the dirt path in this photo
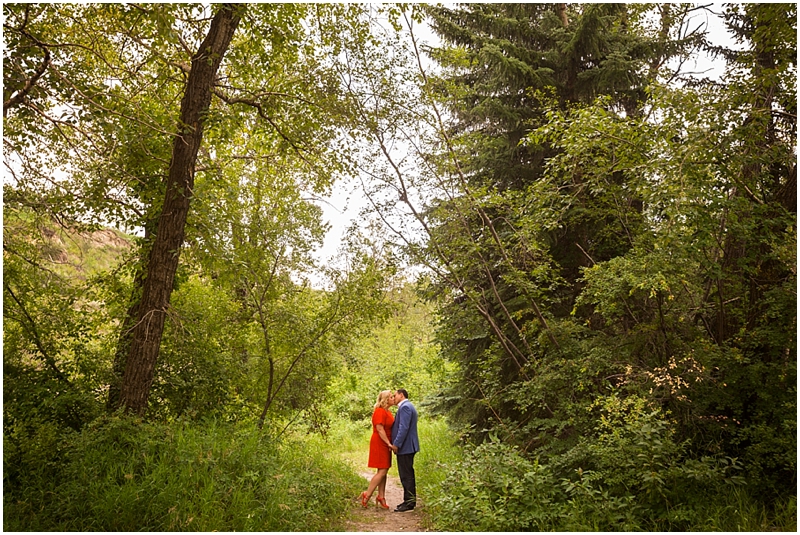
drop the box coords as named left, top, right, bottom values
left=344, top=471, right=427, bottom=532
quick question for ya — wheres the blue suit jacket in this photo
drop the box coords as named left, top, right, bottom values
left=391, top=400, right=419, bottom=455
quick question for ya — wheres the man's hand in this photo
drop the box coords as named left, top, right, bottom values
left=391, top=444, right=399, bottom=453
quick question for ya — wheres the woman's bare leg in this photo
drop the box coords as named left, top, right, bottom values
left=377, top=471, right=387, bottom=499
left=365, top=468, right=388, bottom=499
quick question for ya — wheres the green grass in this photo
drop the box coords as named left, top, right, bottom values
left=680, top=488, right=797, bottom=532
left=4, top=416, right=364, bottom=531
left=315, top=416, right=379, bottom=473
left=10, top=408, right=790, bottom=532
left=416, top=416, right=464, bottom=490
left=17, top=410, right=787, bottom=532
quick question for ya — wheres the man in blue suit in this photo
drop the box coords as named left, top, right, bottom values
left=390, top=388, right=419, bottom=512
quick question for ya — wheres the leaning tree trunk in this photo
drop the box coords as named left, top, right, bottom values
left=107, top=255, right=145, bottom=411
left=107, top=217, right=161, bottom=411
left=118, top=4, right=241, bottom=415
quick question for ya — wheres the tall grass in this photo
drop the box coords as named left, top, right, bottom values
left=416, top=416, right=464, bottom=492
left=686, top=488, right=796, bottom=532
left=4, top=415, right=363, bottom=531
left=315, top=416, right=377, bottom=473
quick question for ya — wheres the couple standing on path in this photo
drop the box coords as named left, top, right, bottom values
left=360, top=389, right=419, bottom=513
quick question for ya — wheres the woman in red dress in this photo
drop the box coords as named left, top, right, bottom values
left=360, top=390, right=397, bottom=509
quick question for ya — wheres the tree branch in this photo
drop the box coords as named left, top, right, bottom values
left=3, top=41, right=51, bottom=116
left=4, top=283, right=70, bottom=383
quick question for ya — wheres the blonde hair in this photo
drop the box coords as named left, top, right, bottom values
left=374, top=390, right=393, bottom=410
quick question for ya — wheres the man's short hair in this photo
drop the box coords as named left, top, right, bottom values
left=396, top=388, right=409, bottom=400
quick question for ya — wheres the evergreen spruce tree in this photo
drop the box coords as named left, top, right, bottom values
left=423, top=3, right=691, bottom=442
left=423, top=2, right=796, bottom=509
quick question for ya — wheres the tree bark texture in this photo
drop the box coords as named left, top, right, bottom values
left=106, top=262, right=145, bottom=411
left=119, top=5, right=241, bottom=415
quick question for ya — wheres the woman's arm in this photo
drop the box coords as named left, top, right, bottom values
left=376, top=424, right=392, bottom=447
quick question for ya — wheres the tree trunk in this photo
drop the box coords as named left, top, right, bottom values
left=118, top=4, right=241, bottom=415
left=556, top=4, right=569, bottom=27
left=106, top=257, right=145, bottom=411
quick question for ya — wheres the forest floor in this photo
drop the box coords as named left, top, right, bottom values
left=343, top=471, right=427, bottom=532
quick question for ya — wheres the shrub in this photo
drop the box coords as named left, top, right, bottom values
left=423, top=396, right=793, bottom=531
left=430, top=440, right=564, bottom=531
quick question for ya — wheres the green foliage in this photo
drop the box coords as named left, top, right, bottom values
left=326, top=282, right=453, bottom=422
left=3, top=210, right=119, bottom=435
left=427, top=413, right=788, bottom=532
left=3, top=3, right=796, bottom=532
left=152, top=276, right=250, bottom=421
left=414, top=417, right=465, bottom=525
left=430, top=440, right=564, bottom=531
left=380, top=3, right=798, bottom=532
left=3, top=416, right=363, bottom=531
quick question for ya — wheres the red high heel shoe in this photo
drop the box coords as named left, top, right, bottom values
left=376, top=496, right=389, bottom=509
left=360, top=491, right=369, bottom=508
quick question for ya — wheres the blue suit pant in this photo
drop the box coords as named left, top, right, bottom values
left=396, top=452, right=416, bottom=506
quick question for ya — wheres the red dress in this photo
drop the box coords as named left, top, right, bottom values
left=368, top=406, right=395, bottom=468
